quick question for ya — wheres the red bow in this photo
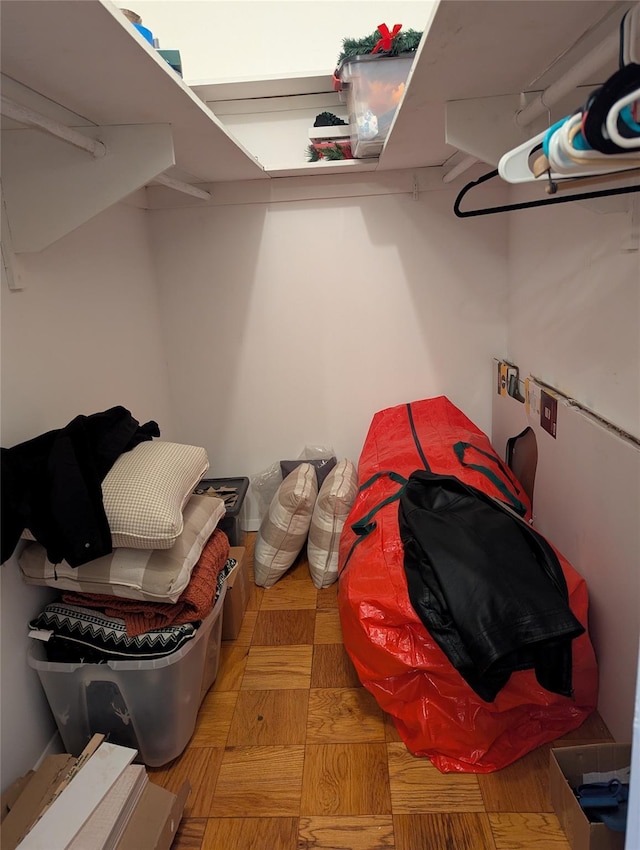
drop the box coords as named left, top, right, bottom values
left=372, top=23, right=402, bottom=53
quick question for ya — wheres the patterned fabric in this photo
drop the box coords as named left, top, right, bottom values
left=307, top=459, right=358, bottom=588
left=30, top=603, right=199, bottom=662
left=19, top=495, right=225, bottom=602
left=22, top=440, right=209, bottom=549
left=254, top=463, right=318, bottom=588
left=29, top=560, right=234, bottom=663
left=61, top=529, right=231, bottom=636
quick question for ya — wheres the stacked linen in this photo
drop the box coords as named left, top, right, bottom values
left=19, top=438, right=231, bottom=662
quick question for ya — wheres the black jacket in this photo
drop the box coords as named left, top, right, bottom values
left=398, top=470, right=585, bottom=702
left=1, top=406, right=159, bottom=567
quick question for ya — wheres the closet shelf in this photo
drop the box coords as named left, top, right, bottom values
left=0, top=0, right=627, bottom=213
left=0, top=0, right=267, bottom=185
left=190, top=0, right=623, bottom=178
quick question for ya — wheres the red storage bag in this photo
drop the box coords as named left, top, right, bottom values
left=337, top=396, right=598, bottom=773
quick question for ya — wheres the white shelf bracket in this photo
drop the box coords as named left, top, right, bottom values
left=446, top=93, right=544, bottom=168
left=1, top=96, right=107, bottom=158
left=153, top=174, right=212, bottom=201
left=1, top=182, right=23, bottom=291
left=443, top=155, right=479, bottom=184
left=2, top=123, right=176, bottom=253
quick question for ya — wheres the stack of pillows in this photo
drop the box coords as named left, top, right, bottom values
left=19, top=441, right=231, bottom=661
left=254, top=457, right=358, bottom=589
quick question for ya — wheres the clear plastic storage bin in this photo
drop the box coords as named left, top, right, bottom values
left=337, top=53, right=415, bottom=158
left=27, top=584, right=226, bottom=767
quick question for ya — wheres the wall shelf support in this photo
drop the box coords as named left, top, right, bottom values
left=153, top=174, right=212, bottom=201
left=1, top=123, right=175, bottom=252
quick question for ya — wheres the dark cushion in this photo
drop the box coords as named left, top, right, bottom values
left=279, top=457, right=337, bottom=488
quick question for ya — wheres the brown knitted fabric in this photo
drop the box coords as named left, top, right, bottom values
left=62, top=528, right=230, bottom=637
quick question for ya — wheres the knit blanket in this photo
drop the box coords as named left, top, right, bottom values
left=62, top=528, right=229, bottom=637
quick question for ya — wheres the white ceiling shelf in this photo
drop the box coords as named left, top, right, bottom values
left=0, top=0, right=631, bottom=250
left=0, top=0, right=267, bottom=185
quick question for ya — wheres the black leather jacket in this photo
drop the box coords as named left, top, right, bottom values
left=399, top=470, right=585, bottom=702
left=1, top=406, right=159, bottom=567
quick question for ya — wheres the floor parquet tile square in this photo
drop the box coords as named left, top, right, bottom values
left=209, top=746, right=305, bottom=817
left=213, top=645, right=249, bottom=691
left=394, top=813, right=497, bottom=850
left=383, top=712, right=404, bottom=743
left=227, top=689, right=309, bottom=746
left=171, top=817, right=207, bottom=850
left=242, top=645, right=313, bottom=689
left=300, top=743, right=392, bottom=816
left=202, top=817, right=298, bottom=850
left=148, top=747, right=224, bottom=818
left=298, top=816, right=395, bottom=849
left=313, top=609, right=343, bottom=643
left=387, top=742, right=484, bottom=814
left=190, top=690, right=238, bottom=748
left=259, top=579, right=317, bottom=610
left=310, top=643, right=361, bottom=688
left=246, top=580, right=264, bottom=611
left=224, top=609, right=257, bottom=646
left=488, top=813, right=572, bottom=849
left=252, top=608, right=316, bottom=645
left=316, top=582, right=339, bottom=609
left=478, top=746, right=553, bottom=812
left=306, top=688, right=385, bottom=743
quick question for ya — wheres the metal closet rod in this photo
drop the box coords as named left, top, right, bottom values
left=443, top=2, right=638, bottom=182
left=0, top=95, right=212, bottom=201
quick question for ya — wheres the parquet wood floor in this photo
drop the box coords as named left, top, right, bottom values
left=148, top=533, right=613, bottom=850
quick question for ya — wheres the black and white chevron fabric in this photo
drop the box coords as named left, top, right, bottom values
left=29, top=557, right=236, bottom=663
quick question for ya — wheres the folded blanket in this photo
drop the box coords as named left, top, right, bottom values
left=62, top=528, right=229, bottom=637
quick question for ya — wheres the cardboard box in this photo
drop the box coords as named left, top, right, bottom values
left=549, top=743, right=632, bottom=850
left=116, top=779, right=189, bottom=850
left=0, top=754, right=75, bottom=850
left=222, top=545, right=249, bottom=641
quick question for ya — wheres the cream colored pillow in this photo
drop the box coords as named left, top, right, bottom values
left=254, top=463, right=318, bottom=588
left=307, top=458, right=358, bottom=588
left=19, top=495, right=226, bottom=602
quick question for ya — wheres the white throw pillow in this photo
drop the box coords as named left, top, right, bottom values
left=254, top=463, right=318, bottom=588
left=307, top=459, right=358, bottom=588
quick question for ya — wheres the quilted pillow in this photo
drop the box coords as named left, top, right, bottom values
left=254, top=463, right=318, bottom=588
left=307, top=459, right=358, bottom=588
left=18, top=495, right=225, bottom=602
left=22, top=440, right=210, bottom=550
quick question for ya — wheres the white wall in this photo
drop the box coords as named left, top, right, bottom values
left=497, top=190, right=640, bottom=741
left=147, top=179, right=509, bottom=527
left=0, top=203, right=174, bottom=790
left=130, top=0, right=435, bottom=81
left=507, top=188, right=640, bottom=440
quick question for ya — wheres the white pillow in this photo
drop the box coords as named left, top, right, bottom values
left=254, top=463, right=318, bottom=588
left=19, top=495, right=226, bottom=602
left=307, top=459, right=358, bottom=588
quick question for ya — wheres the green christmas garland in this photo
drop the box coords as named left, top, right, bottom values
left=306, top=143, right=348, bottom=162
left=337, top=25, right=422, bottom=64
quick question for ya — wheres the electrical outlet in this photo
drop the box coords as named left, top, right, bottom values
left=540, top=390, right=558, bottom=438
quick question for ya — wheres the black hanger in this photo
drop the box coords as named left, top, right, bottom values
left=453, top=168, right=640, bottom=218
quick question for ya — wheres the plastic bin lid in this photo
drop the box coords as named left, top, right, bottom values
left=337, top=51, right=416, bottom=77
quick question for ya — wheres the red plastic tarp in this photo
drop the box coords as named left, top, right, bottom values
left=337, top=396, right=598, bottom=773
